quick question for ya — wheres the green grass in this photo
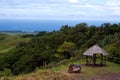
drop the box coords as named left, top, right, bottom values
left=51, top=60, right=120, bottom=80
left=0, top=34, right=119, bottom=79
left=51, top=59, right=120, bottom=78
left=8, top=59, right=120, bottom=80
left=46, top=59, right=120, bottom=79
left=0, top=47, right=13, bottom=53
left=0, top=34, right=30, bottom=53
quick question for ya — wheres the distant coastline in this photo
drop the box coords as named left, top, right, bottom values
left=0, top=30, right=40, bottom=35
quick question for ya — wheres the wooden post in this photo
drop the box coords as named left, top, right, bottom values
left=101, top=54, right=103, bottom=65
left=86, top=56, right=88, bottom=65
left=104, top=56, right=106, bottom=65
left=44, top=61, right=47, bottom=69
left=93, top=54, right=96, bottom=65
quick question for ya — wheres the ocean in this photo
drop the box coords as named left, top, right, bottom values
left=0, top=20, right=119, bottom=32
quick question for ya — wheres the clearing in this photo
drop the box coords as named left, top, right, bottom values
left=12, top=61, right=120, bottom=80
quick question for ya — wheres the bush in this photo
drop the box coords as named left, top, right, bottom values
left=0, top=68, right=12, bottom=77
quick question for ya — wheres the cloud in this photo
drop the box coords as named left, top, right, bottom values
left=68, top=0, right=79, bottom=3
left=105, top=0, right=120, bottom=6
left=0, top=0, right=120, bottom=20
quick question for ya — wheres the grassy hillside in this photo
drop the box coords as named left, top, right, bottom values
left=0, top=33, right=30, bottom=53
left=0, top=23, right=120, bottom=80
left=11, top=60, right=120, bottom=80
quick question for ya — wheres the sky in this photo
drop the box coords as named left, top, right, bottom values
left=0, top=0, right=120, bottom=21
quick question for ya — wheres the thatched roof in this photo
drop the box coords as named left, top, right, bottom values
left=83, top=45, right=108, bottom=56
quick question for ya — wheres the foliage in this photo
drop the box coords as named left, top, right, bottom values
left=36, top=31, right=48, bottom=37
left=0, top=68, right=12, bottom=77
left=0, top=23, right=120, bottom=75
left=13, top=61, right=120, bottom=80
left=0, top=34, right=30, bottom=53
left=21, top=34, right=34, bottom=38
left=57, top=41, right=76, bottom=59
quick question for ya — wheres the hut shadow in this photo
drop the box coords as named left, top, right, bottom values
left=82, top=63, right=108, bottom=68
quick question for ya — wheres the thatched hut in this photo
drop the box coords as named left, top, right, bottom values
left=83, top=45, right=108, bottom=66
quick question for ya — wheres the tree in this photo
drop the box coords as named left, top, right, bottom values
left=57, top=41, right=76, bottom=59
left=36, top=31, right=48, bottom=37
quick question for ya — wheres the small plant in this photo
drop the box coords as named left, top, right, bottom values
left=0, top=68, right=12, bottom=80
left=0, top=68, right=12, bottom=77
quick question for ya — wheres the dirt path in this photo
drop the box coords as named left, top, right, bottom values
left=88, top=73, right=120, bottom=80
left=68, top=72, right=120, bottom=80
left=19, top=71, right=120, bottom=80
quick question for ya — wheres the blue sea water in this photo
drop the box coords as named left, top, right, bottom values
left=0, top=20, right=119, bottom=32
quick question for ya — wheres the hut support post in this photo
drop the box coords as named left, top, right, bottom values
left=104, top=56, right=107, bottom=65
left=86, top=56, right=88, bottom=65
left=44, top=61, right=47, bottom=69
left=93, top=54, right=96, bottom=65
left=101, top=54, right=103, bottom=65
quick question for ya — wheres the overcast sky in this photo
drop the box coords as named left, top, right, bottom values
left=0, top=0, right=120, bottom=20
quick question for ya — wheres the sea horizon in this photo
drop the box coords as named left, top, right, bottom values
left=0, top=19, right=119, bottom=32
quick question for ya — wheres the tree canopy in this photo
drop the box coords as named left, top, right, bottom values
left=0, top=22, right=120, bottom=75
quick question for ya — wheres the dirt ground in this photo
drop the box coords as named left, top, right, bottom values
left=69, top=72, right=120, bottom=80
left=19, top=72, right=120, bottom=80
left=87, top=73, right=120, bottom=80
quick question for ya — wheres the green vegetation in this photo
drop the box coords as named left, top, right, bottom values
left=12, top=60, right=120, bottom=80
left=0, top=34, right=30, bottom=53
left=57, top=41, right=76, bottom=59
left=0, top=23, right=120, bottom=78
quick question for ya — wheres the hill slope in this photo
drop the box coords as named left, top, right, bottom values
left=12, top=61, right=120, bottom=80
left=0, top=23, right=120, bottom=79
left=0, top=34, right=30, bottom=53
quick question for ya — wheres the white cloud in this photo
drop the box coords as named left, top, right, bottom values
left=0, top=0, right=120, bottom=20
left=105, top=0, right=120, bottom=6
left=68, top=0, right=79, bottom=3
